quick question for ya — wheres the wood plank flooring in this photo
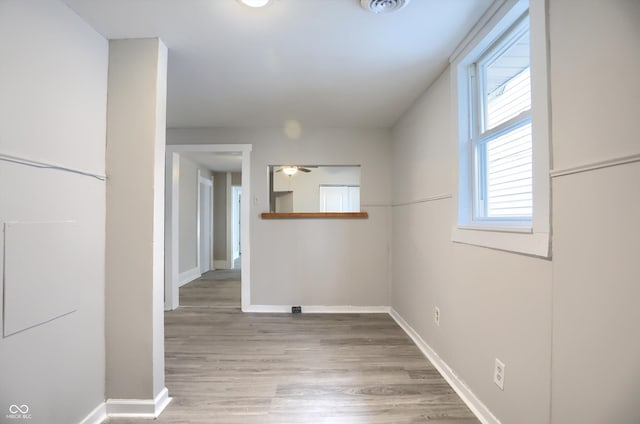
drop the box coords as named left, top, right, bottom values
left=106, top=270, right=479, bottom=424
left=179, top=268, right=241, bottom=308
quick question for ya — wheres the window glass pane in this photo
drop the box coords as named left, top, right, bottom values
left=485, top=122, right=532, bottom=218
left=483, top=30, right=531, bottom=130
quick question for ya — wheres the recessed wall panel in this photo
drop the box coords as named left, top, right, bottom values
left=3, top=221, right=79, bottom=337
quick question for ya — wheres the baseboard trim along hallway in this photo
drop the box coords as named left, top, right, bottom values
left=243, top=304, right=390, bottom=313
left=178, top=268, right=202, bottom=287
left=78, top=388, right=171, bottom=424
left=389, top=308, right=501, bottom=424
left=78, top=403, right=106, bottom=424
left=106, top=387, right=172, bottom=418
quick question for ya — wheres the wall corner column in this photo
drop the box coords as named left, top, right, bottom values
left=105, top=37, right=170, bottom=416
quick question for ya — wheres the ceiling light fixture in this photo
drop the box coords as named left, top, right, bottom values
left=360, top=0, right=410, bottom=14
left=282, top=166, right=298, bottom=176
left=238, top=0, right=271, bottom=7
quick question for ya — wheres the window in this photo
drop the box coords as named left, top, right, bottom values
left=471, top=14, right=532, bottom=226
left=452, top=0, right=550, bottom=257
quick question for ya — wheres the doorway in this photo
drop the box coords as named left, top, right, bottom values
left=199, top=176, right=213, bottom=274
left=165, top=144, right=252, bottom=311
left=232, top=185, right=242, bottom=266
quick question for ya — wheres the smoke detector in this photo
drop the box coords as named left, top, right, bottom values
left=360, top=0, right=410, bottom=14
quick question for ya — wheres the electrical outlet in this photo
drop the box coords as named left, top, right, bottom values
left=493, top=358, right=505, bottom=390
left=291, top=306, right=302, bottom=314
left=434, top=306, right=440, bottom=326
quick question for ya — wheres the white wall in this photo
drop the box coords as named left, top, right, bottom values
left=167, top=127, right=392, bottom=307
left=391, top=1, right=640, bottom=423
left=176, top=156, right=215, bottom=278
left=392, top=69, right=552, bottom=424
left=549, top=1, right=640, bottom=423
left=0, top=1, right=108, bottom=423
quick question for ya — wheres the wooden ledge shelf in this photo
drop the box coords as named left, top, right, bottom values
left=261, top=212, right=369, bottom=219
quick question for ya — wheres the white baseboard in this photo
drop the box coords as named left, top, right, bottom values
left=243, top=305, right=390, bottom=314
left=389, top=308, right=500, bottom=424
left=106, top=387, right=172, bottom=418
left=243, top=304, right=290, bottom=313
left=302, top=305, right=390, bottom=313
left=213, top=259, right=232, bottom=269
left=178, top=267, right=201, bottom=287
left=78, top=403, right=106, bottom=424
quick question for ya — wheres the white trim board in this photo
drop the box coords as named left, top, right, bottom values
left=0, top=152, right=106, bottom=181
left=106, top=387, right=171, bottom=418
left=243, top=305, right=391, bottom=314
left=78, top=403, right=106, bottom=424
left=392, top=193, right=452, bottom=207
left=302, top=305, right=390, bottom=314
left=165, top=144, right=252, bottom=312
left=389, top=308, right=501, bottom=424
left=77, top=388, right=171, bottom=424
left=213, top=259, right=233, bottom=270
left=178, top=267, right=201, bottom=287
left=196, top=168, right=202, bottom=277
left=199, top=175, right=213, bottom=186
left=550, top=152, right=640, bottom=178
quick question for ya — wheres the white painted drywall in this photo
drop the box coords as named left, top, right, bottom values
left=391, top=68, right=553, bottom=424
left=178, top=156, right=198, bottom=273
left=550, top=0, right=639, bottom=170
left=0, top=1, right=108, bottom=422
left=175, top=156, right=214, bottom=278
left=167, top=127, right=392, bottom=307
left=3, top=222, right=81, bottom=337
left=549, top=1, right=640, bottom=423
left=105, top=38, right=168, bottom=401
left=391, top=1, right=640, bottom=423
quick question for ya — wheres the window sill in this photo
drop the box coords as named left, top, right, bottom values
left=261, top=212, right=369, bottom=219
left=457, top=224, right=532, bottom=234
left=452, top=226, right=550, bottom=258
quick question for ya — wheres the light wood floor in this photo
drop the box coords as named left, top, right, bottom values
left=106, top=269, right=479, bottom=424
left=179, top=268, right=241, bottom=308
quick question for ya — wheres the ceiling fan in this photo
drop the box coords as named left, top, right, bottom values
left=275, top=165, right=313, bottom=176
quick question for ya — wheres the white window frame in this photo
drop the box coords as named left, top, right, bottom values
left=450, top=0, right=551, bottom=257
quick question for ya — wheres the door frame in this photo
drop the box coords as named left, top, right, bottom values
left=165, top=144, right=252, bottom=311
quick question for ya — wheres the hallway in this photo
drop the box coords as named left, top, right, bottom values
left=179, top=267, right=241, bottom=308
left=106, top=267, right=478, bottom=423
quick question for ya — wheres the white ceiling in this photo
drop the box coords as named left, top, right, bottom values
left=63, top=0, right=492, bottom=129
left=181, top=152, right=243, bottom=172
